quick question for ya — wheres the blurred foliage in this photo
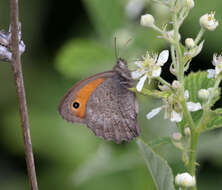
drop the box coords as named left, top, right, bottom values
left=0, top=0, right=222, bottom=189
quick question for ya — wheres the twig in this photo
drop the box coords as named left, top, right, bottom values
left=10, top=0, right=38, bottom=189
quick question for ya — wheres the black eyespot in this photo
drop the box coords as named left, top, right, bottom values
left=73, top=102, right=80, bottom=109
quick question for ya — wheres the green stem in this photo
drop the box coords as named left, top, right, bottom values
left=194, top=28, right=205, bottom=45
left=172, top=12, right=183, bottom=81
left=171, top=45, right=176, bottom=66
left=152, top=25, right=176, bottom=44
left=188, top=131, right=198, bottom=190
left=172, top=10, right=198, bottom=189
left=157, top=77, right=174, bottom=91
left=181, top=100, right=195, bottom=129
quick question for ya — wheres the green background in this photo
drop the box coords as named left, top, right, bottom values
left=0, top=0, right=222, bottom=189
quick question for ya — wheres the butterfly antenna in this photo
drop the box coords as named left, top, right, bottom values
left=125, top=38, right=132, bottom=48
left=114, top=37, right=119, bottom=59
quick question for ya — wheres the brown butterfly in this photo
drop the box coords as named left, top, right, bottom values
left=58, top=58, right=140, bottom=143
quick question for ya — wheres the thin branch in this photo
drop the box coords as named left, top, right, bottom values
left=10, top=0, right=38, bottom=189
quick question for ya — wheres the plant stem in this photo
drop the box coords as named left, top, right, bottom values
left=188, top=131, right=198, bottom=190
left=10, top=0, right=38, bottom=189
left=194, top=28, right=205, bottom=45
left=157, top=77, right=174, bottom=91
left=172, top=9, right=198, bottom=189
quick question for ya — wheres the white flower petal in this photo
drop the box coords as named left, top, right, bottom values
left=136, top=75, right=147, bottom=92
left=216, top=63, right=222, bottom=76
left=170, top=110, right=182, bottom=122
left=157, top=50, right=169, bottom=66
left=187, top=102, right=202, bottom=112
left=146, top=107, right=162, bottom=119
left=194, top=40, right=204, bottom=57
left=184, top=90, right=189, bottom=100
left=212, top=54, right=218, bottom=66
left=152, top=66, right=161, bottom=77
left=134, top=61, right=143, bottom=68
left=207, top=69, right=215, bottom=78
left=131, top=70, right=144, bottom=79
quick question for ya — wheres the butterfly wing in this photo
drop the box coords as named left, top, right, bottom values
left=58, top=71, right=115, bottom=124
left=85, top=73, right=140, bottom=143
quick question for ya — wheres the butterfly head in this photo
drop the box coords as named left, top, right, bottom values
left=113, top=58, right=132, bottom=82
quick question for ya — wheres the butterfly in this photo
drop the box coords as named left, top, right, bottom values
left=58, top=58, right=140, bottom=143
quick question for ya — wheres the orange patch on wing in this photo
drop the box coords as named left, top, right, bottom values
left=72, top=78, right=104, bottom=118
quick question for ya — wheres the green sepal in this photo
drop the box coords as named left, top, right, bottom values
left=130, top=87, right=171, bottom=99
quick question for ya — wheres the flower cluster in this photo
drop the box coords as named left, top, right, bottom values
left=146, top=89, right=202, bottom=123
left=132, top=50, right=169, bottom=91
left=131, top=1, right=221, bottom=189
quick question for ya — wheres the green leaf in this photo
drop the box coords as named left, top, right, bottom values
left=83, top=0, right=125, bottom=39
left=178, top=72, right=218, bottom=129
left=214, top=108, right=222, bottom=114
left=205, top=110, right=222, bottom=131
left=137, top=139, right=175, bottom=190
left=147, top=137, right=172, bottom=148
left=55, top=39, right=113, bottom=78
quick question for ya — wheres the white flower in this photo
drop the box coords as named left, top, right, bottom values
left=146, top=105, right=182, bottom=123
left=208, top=53, right=222, bottom=78
left=185, top=38, right=195, bottom=48
left=175, top=173, right=196, bottom=187
left=200, top=12, right=219, bottom=31
left=186, top=102, right=202, bottom=112
left=207, top=69, right=216, bottom=78
left=140, top=14, right=155, bottom=27
left=132, top=50, right=169, bottom=92
left=186, top=0, right=195, bottom=9
left=198, top=89, right=210, bottom=100
left=170, top=110, right=182, bottom=122
left=213, top=53, right=222, bottom=77
left=172, top=132, right=182, bottom=141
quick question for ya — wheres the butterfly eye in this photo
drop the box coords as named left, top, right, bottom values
left=72, top=101, right=80, bottom=109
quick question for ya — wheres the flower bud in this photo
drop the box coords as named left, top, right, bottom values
left=175, top=173, right=196, bottom=187
left=172, top=80, right=180, bottom=89
left=184, top=127, right=191, bottom=136
left=200, top=12, right=219, bottom=31
left=186, top=0, right=195, bottom=9
left=140, top=14, right=155, bottom=27
left=184, top=90, right=189, bottom=100
left=198, top=89, right=209, bottom=100
left=172, top=132, right=182, bottom=141
left=185, top=38, right=195, bottom=48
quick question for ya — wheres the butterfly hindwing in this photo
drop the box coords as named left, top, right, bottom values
left=85, top=73, right=140, bottom=143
